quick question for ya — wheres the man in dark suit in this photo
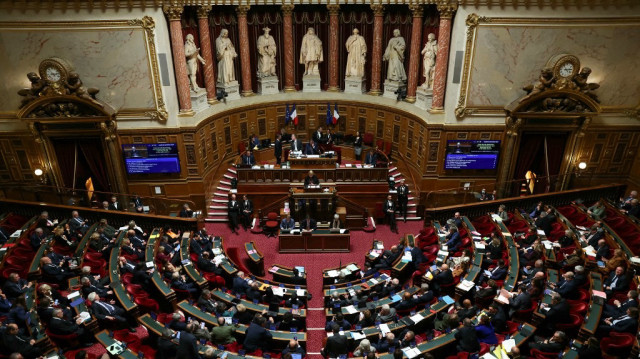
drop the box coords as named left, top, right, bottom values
left=30, top=227, right=46, bottom=250
left=232, top=271, right=250, bottom=295
left=456, top=299, right=477, bottom=320
left=535, top=211, right=553, bottom=236
left=598, top=307, right=639, bottom=336
left=384, top=195, right=398, bottom=233
left=415, top=283, right=435, bottom=305
left=69, top=211, right=89, bottom=235
left=48, top=308, right=93, bottom=346
left=241, top=150, right=255, bottom=166
left=313, top=126, right=324, bottom=145
left=528, top=331, right=567, bottom=354
left=196, top=252, right=218, bottom=273
left=1, top=323, right=42, bottom=358
left=108, top=196, right=122, bottom=211
left=304, top=138, right=321, bottom=155
left=274, top=133, right=283, bottom=165
left=243, top=316, right=273, bottom=353
left=171, top=272, right=199, bottom=295
left=3, top=273, right=31, bottom=301
left=290, top=134, right=302, bottom=153
left=434, top=263, right=454, bottom=293
left=228, top=193, right=240, bottom=234
left=197, top=289, right=217, bottom=313
left=301, top=215, right=317, bottom=231
left=488, top=303, right=507, bottom=333
left=455, top=318, right=480, bottom=353
left=87, top=292, right=137, bottom=332
left=445, top=227, right=461, bottom=252
left=179, top=203, right=194, bottom=218
left=280, top=214, right=295, bottom=230
left=282, top=339, right=306, bottom=358
left=551, top=271, right=579, bottom=300
left=157, top=328, right=178, bottom=359
left=583, top=225, right=604, bottom=248
left=508, top=285, right=532, bottom=317
left=304, top=170, right=320, bottom=188
left=240, top=194, right=253, bottom=231
left=374, top=245, right=400, bottom=270
left=603, top=290, right=638, bottom=318
left=176, top=323, right=199, bottom=358
left=396, top=180, right=409, bottom=222
left=364, top=149, right=378, bottom=166
left=539, top=293, right=570, bottom=335
left=40, top=257, right=74, bottom=282
left=394, top=291, right=416, bottom=312
left=487, top=259, right=508, bottom=281
left=595, top=239, right=610, bottom=261
left=81, top=276, right=113, bottom=299
left=322, top=323, right=348, bottom=358
left=604, top=266, right=629, bottom=296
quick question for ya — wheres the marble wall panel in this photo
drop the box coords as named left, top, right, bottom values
left=0, top=22, right=156, bottom=114
left=466, top=21, right=640, bottom=109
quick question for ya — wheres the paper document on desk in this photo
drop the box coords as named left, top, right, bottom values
left=296, top=289, right=306, bottom=297
left=402, top=347, right=421, bottom=359
left=78, top=311, right=91, bottom=322
left=326, top=270, right=340, bottom=277
left=272, top=287, right=285, bottom=297
left=378, top=323, right=390, bottom=335
left=501, top=339, right=516, bottom=353
left=410, top=313, right=425, bottom=324
left=67, top=291, right=81, bottom=300
left=350, top=331, right=366, bottom=340
left=212, top=248, right=222, bottom=255
left=437, top=250, right=448, bottom=257
left=491, top=214, right=503, bottom=222
left=475, top=242, right=485, bottom=250
left=347, top=264, right=359, bottom=272
left=307, top=155, right=320, bottom=158
left=458, top=279, right=475, bottom=291
left=339, top=229, right=346, bottom=234
left=537, top=229, right=546, bottom=236
left=344, top=305, right=358, bottom=314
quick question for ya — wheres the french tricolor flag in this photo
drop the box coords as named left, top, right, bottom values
left=332, top=103, right=339, bottom=125
left=291, top=104, right=298, bottom=126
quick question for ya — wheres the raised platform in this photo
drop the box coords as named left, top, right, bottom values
left=279, top=229, right=350, bottom=253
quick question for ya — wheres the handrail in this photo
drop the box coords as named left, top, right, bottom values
left=204, top=151, right=237, bottom=199
left=336, top=194, right=369, bottom=216
left=393, top=150, right=420, bottom=199
left=257, top=194, right=291, bottom=220
left=0, top=183, right=195, bottom=217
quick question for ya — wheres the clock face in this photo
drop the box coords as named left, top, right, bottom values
left=559, top=62, right=574, bottom=78
left=45, top=67, right=62, bottom=82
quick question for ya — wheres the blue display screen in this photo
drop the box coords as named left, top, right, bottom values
left=123, top=143, right=181, bottom=174
left=444, top=140, right=500, bottom=170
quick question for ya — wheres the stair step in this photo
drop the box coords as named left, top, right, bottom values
left=209, top=205, right=227, bottom=210
left=212, top=199, right=228, bottom=203
left=209, top=212, right=228, bottom=216
left=220, top=180, right=231, bottom=186
left=395, top=216, right=421, bottom=221
left=228, top=167, right=237, bottom=174
left=205, top=218, right=229, bottom=222
left=213, top=192, right=229, bottom=197
left=217, top=186, right=230, bottom=191
left=388, top=167, right=397, bottom=172
left=223, top=174, right=236, bottom=180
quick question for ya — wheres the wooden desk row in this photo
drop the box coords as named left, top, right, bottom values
left=325, top=286, right=419, bottom=319
left=493, top=219, right=520, bottom=291
left=278, top=229, right=351, bottom=253
left=109, top=231, right=138, bottom=315
left=180, top=232, right=208, bottom=290
left=145, top=229, right=176, bottom=306
left=235, top=166, right=389, bottom=184
left=211, top=289, right=306, bottom=320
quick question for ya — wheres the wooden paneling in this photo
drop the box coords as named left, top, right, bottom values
left=0, top=134, right=42, bottom=184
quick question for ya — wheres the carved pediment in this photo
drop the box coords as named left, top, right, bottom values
left=17, top=95, right=115, bottom=119
left=506, top=89, right=600, bottom=116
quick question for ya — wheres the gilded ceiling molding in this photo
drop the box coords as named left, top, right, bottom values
left=196, top=5, right=212, bottom=19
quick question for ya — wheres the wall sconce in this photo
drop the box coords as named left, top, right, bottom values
left=577, top=162, right=587, bottom=170
left=34, top=168, right=43, bottom=176
left=34, top=168, right=47, bottom=184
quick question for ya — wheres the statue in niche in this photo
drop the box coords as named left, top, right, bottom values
left=300, top=28, right=323, bottom=76
left=383, top=29, right=407, bottom=82
left=256, top=27, right=277, bottom=78
left=420, top=33, right=437, bottom=89
left=345, top=28, right=367, bottom=78
left=215, top=29, right=238, bottom=85
left=184, top=34, right=206, bottom=92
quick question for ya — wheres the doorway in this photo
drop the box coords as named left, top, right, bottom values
left=512, top=132, right=569, bottom=195
left=51, top=138, right=112, bottom=194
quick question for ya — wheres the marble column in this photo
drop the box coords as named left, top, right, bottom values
left=369, top=5, right=385, bottom=96
left=405, top=5, right=423, bottom=103
left=327, top=5, right=341, bottom=92
left=430, top=4, right=456, bottom=112
left=236, top=5, right=253, bottom=97
left=282, top=5, right=296, bottom=92
left=197, top=6, right=217, bottom=104
left=164, top=5, right=193, bottom=115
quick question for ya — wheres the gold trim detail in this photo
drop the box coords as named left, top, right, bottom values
left=197, top=6, right=212, bottom=19
left=163, top=5, right=184, bottom=20
left=281, top=5, right=295, bottom=16
left=370, top=4, right=385, bottom=16
left=455, top=15, right=640, bottom=120
left=235, top=5, right=251, bottom=16
left=409, top=4, right=423, bottom=17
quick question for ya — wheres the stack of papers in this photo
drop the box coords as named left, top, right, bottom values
left=344, top=305, right=358, bottom=314
left=296, top=289, right=306, bottom=297
left=491, top=214, right=503, bottom=222
left=272, top=287, right=285, bottom=297
left=410, top=312, right=425, bottom=324
left=457, top=279, right=475, bottom=291
left=496, top=288, right=512, bottom=304
left=378, top=323, right=390, bottom=335
left=402, top=347, right=421, bottom=358
left=326, top=270, right=340, bottom=278
left=350, top=331, right=366, bottom=340
left=537, top=229, right=546, bottom=236
left=78, top=311, right=91, bottom=322
left=346, top=264, right=359, bottom=271
left=268, top=266, right=279, bottom=273
left=10, top=230, right=22, bottom=238
left=212, top=248, right=222, bottom=255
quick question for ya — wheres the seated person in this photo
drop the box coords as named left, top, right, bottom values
left=603, top=290, right=638, bottom=318
left=587, top=200, right=606, bottom=220
left=456, top=299, right=478, bottom=320
left=241, top=149, right=255, bottom=166
left=375, top=304, right=397, bottom=323
left=249, top=134, right=260, bottom=149
left=598, top=307, right=639, bottom=336
left=87, top=292, right=137, bottom=332
left=69, top=210, right=90, bottom=235
left=364, top=148, right=378, bottom=166
left=507, top=285, right=533, bottom=317
left=81, top=276, right=113, bottom=299
left=171, top=272, right=198, bottom=295
left=620, top=198, right=640, bottom=217
left=528, top=330, right=567, bottom=354
left=375, top=332, right=399, bottom=353
left=394, top=291, right=416, bottom=312
left=487, top=303, right=507, bottom=333
left=40, top=257, right=75, bottom=283
left=486, top=259, right=508, bottom=281
left=179, top=203, right=194, bottom=218
left=303, top=170, right=320, bottom=188
left=433, top=263, right=454, bottom=293
left=325, top=313, right=351, bottom=331
left=455, top=318, right=480, bottom=353
left=209, top=316, right=239, bottom=345
left=197, top=252, right=220, bottom=274
left=282, top=339, right=306, bottom=358
left=549, top=271, right=579, bottom=300
left=232, top=304, right=254, bottom=325
left=1, top=323, right=42, bottom=358
left=445, top=227, right=461, bottom=252
left=48, top=308, right=94, bottom=346
left=280, top=214, right=295, bottom=230
left=30, top=228, right=46, bottom=250
left=232, top=271, right=250, bottom=295
left=197, top=290, right=217, bottom=313
left=475, top=314, right=498, bottom=345
left=595, top=239, right=610, bottom=261
left=604, top=266, right=629, bottom=296
left=538, top=293, right=570, bottom=335
left=300, top=215, right=317, bottom=231
left=304, top=139, right=321, bottom=155
left=322, top=324, right=348, bottom=358
left=243, top=316, right=273, bottom=353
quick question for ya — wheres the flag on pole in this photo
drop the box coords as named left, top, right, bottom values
left=284, top=104, right=290, bottom=125
left=291, top=104, right=298, bottom=126
left=326, top=103, right=332, bottom=126
left=332, top=103, right=340, bottom=125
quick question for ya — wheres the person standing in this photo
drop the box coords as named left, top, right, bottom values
left=384, top=195, right=398, bottom=233
left=397, top=180, right=409, bottom=222
left=274, top=133, right=283, bottom=165
left=240, top=194, right=253, bottom=231
left=228, top=194, right=240, bottom=234
left=353, top=131, right=363, bottom=161
left=290, top=134, right=302, bottom=153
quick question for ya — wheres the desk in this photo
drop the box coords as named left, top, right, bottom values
left=95, top=330, right=139, bottom=359
left=244, top=241, right=265, bottom=276
left=145, top=230, right=176, bottom=305
left=236, top=167, right=389, bottom=184
left=494, top=220, right=520, bottom=290
left=180, top=232, right=208, bottom=289
left=579, top=272, right=603, bottom=340
left=279, top=230, right=350, bottom=253
left=288, top=156, right=337, bottom=169
left=109, top=232, right=138, bottom=314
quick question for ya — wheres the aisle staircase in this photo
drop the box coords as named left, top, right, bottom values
left=205, top=165, right=422, bottom=222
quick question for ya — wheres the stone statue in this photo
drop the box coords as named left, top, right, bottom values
left=256, top=27, right=277, bottom=78
left=300, top=28, right=323, bottom=76
left=18, top=72, right=48, bottom=108
left=345, top=28, right=367, bottom=78
left=215, top=29, right=237, bottom=85
left=521, top=67, right=554, bottom=102
left=383, top=29, right=407, bottom=82
left=420, top=33, right=437, bottom=89
left=572, top=67, right=600, bottom=103
left=66, top=72, right=101, bottom=105
left=184, top=34, right=206, bottom=92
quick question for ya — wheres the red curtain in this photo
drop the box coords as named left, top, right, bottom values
left=78, top=140, right=110, bottom=193
left=52, top=139, right=77, bottom=189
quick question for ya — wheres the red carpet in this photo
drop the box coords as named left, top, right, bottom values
left=205, top=220, right=424, bottom=356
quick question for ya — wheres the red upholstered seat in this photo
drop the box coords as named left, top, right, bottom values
left=556, top=313, right=583, bottom=332
left=134, top=296, right=159, bottom=312
left=363, top=132, right=374, bottom=146
left=46, top=329, right=80, bottom=349
left=531, top=348, right=561, bottom=359
left=264, top=212, right=279, bottom=237
left=363, top=217, right=376, bottom=233
left=512, top=301, right=537, bottom=322
left=601, top=332, right=635, bottom=354
left=568, top=301, right=588, bottom=315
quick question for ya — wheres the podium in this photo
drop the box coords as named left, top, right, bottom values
left=290, top=185, right=336, bottom=221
